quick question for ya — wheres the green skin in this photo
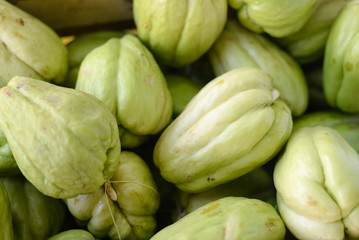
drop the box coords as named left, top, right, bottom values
left=229, top=0, right=320, bottom=38
left=274, top=126, right=359, bottom=239
left=66, top=151, right=160, bottom=240
left=133, top=0, right=227, bottom=67
left=154, top=68, right=293, bottom=193
left=0, top=0, right=67, bottom=86
left=151, top=197, right=286, bottom=240
left=48, top=230, right=95, bottom=240
left=2, top=176, right=66, bottom=240
left=0, top=76, right=121, bottom=199
left=0, top=181, right=14, bottom=240
left=0, top=126, right=19, bottom=176
left=323, top=1, right=359, bottom=113
left=208, top=20, right=308, bottom=117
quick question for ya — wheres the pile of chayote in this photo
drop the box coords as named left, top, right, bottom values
left=1, top=0, right=359, bottom=239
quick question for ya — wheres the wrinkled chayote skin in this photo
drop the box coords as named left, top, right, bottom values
left=76, top=34, right=172, bottom=149
left=0, top=76, right=121, bottom=199
left=64, top=30, right=124, bottom=88
left=154, top=68, right=293, bottom=193
left=323, top=1, right=359, bottom=113
left=208, top=20, right=308, bottom=117
left=66, top=151, right=160, bottom=240
left=276, top=0, right=348, bottom=64
left=133, top=0, right=227, bottom=67
left=274, top=126, right=359, bottom=239
left=294, top=111, right=359, bottom=152
left=0, top=0, right=67, bottom=86
left=151, top=197, right=286, bottom=240
left=2, top=176, right=66, bottom=240
left=229, top=0, right=320, bottom=37
left=0, top=125, right=19, bottom=176
left=0, top=181, right=14, bottom=240
left=48, top=229, right=95, bottom=240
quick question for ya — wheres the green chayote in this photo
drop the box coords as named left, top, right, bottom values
left=0, top=0, right=67, bottom=86
left=208, top=20, right=308, bottom=116
left=323, top=1, right=359, bottom=112
left=0, top=125, right=19, bottom=176
left=151, top=197, right=285, bottom=240
left=274, top=126, right=359, bottom=239
left=133, top=0, right=227, bottom=67
left=76, top=34, right=172, bottom=149
left=154, top=68, right=292, bottom=193
left=66, top=151, right=160, bottom=240
left=48, top=230, right=95, bottom=240
left=0, top=76, right=121, bottom=199
left=2, top=176, right=66, bottom=240
left=0, top=181, right=14, bottom=240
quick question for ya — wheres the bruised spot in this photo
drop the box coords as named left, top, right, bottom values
left=16, top=82, right=25, bottom=89
left=74, top=198, right=80, bottom=204
left=265, top=218, right=278, bottom=231
left=2, top=88, right=11, bottom=96
left=16, top=18, right=25, bottom=26
left=207, top=177, right=215, bottom=182
left=216, top=79, right=224, bottom=86
left=185, top=175, right=191, bottom=180
left=306, top=196, right=318, bottom=206
left=346, top=62, right=353, bottom=72
left=201, top=201, right=219, bottom=215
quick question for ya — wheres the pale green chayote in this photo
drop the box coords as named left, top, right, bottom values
left=48, top=230, right=95, bottom=240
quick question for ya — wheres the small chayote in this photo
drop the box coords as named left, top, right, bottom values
left=133, top=0, right=227, bottom=67
left=76, top=34, right=172, bottom=148
left=274, top=126, right=359, bottom=239
left=0, top=76, right=121, bottom=199
left=229, top=0, right=320, bottom=37
left=0, top=181, right=14, bottom=240
left=0, top=125, right=19, bottom=176
left=48, top=230, right=95, bottom=240
left=0, top=0, right=67, bottom=86
left=154, top=68, right=293, bottom=193
left=66, top=151, right=160, bottom=240
left=2, top=176, right=66, bottom=240
left=151, top=197, right=286, bottom=240
left=208, top=20, right=308, bottom=116
left=323, top=1, right=359, bottom=112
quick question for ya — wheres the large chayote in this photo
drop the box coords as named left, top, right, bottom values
left=0, top=0, right=67, bottom=86
left=48, top=230, right=95, bottom=240
left=323, top=1, right=359, bottom=113
left=76, top=34, right=172, bottom=148
left=276, top=0, right=348, bottom=64
left=208, top=20, right=308, bottom=117
left=154, top=68, right=293, bottom=193
left=0, top=76, right=121, bottom=199
left=66, top=151, right=160, bottom=240
left=0, top=181, right=14, bottom=240
left=2, top=176, right=66, bottom=240
left=274, top=126, right=359, bottom=239
left=228, top=0, right=320, bottom=37
left=151, top=197, right=286, bottom=240
left=133, top=0, right=227, bottom=67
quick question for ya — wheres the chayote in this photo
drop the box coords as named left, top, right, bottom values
left=274, top=126, right=359, bottom=239
left=0, top=0, right=67, bottom=86
left=154, top=68, right=293, bottom=193
left=275, top=0, right=348, bottom=64
left=0, top=181, right=14, bottom=240
left=151, top=197, right=286, bottom=240
left=323, top=1, right=359, bottom=112
left=133, top=0, right=227, bottom=67
left=228, top=0, right=320, bottom=37
left=66, top=151, right=160, bottom=240
left=76, top=34, right=172, bottom=149
left=0, top=76, right=121, bottom=199
left=208, top=20, right=308, bottom=117
left=2, top=176, right=66, bottom=240
left=48, top=229, right=95, bottom=240
left=64, top=30, right=124, bottom=88
left=0, top=125, right=19, bottom=176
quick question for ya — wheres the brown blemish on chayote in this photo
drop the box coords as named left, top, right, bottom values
left=200, top=201, right=220, bottom=215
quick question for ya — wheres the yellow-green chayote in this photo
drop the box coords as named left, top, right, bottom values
left=208, top=20, right=308, bottom=117
left=151, top=197, right=286, bottom=240
left=2, top=176, right=66, bottom=240
left=0, top=125, right=19, bottom=176
left=48, top=230, right=95, bottom=240
left=0, top=0, right=67, bottom=86
left=0, top=76, right=121, bottom=199
left=275, top=0, right=348, bottom=64
left=66, top=151, right=160, bottom=240
left=76, top=34, right=172, bottom=149
left=274, top=126, right=359, bottom=239
left=228, top=0, right=320, bottom=37
left=64, top=30, right=124, bottom=88
left=0, top=181, right=14, bottom=240
left=323, top=1, right=359, bottom=113
left=294, top=111, right=359, bottom=152
left=154, top=68, right=293, bottom=193
left=133, top=0, right=227, bottom=67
